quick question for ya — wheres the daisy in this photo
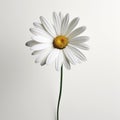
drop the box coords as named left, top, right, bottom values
left=26, top=12, right=89, bottom=120
left=26, top=12, right=89, bottom=71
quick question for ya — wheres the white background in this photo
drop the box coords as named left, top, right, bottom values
left=0, top=0, right=120, bottom=120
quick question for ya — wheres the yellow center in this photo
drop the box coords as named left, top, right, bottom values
left=53, top=36, right=68, bottom=49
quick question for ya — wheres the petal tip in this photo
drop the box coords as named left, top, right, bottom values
left=39, top=16, right=44, bottom=21
left=86, top=36, right=90, bottom=40
left=83, top=26, right=87, bottom=30
left=31, top=52, right=34, bottom=55
left=29, top=28, right=33, bottom=33
left=76, top=17, right=80, bottom=21
left=25, top=42, right=29, bottom=47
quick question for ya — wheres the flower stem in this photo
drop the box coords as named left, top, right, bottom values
left=57, top=65, right=63, bottom=120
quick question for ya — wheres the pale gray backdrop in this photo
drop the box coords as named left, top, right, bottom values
left=0, top=0, right=120, bottom=120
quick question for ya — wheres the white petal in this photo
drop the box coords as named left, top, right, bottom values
left=46, top=49, right=60, bottom=65
left=32, top=50, right=42, bottom=55
left=33, top=22, right=43, bottom=29
left=25, top=40, right=39, bottom=47
left=53, top=12, right=61, bottom=35
left=68, top=44, right=87, bottom=61
left=65, top=17, right=79, bottom=35
left=68, top=26, right=86, bottom=39
left=59, top=12, right=64, bottom=23
left=36, top=48, right=53, bottom=66
left=61, top=13, right=69, bottom=35
left=40, top=55, right=48, bottom=66
left=35, top=50, right=47, bottom=63
left=69, top=43, right=89, bottom=50
left=40, top=16, right=56, bottom=37
left=32, top=47, right=52, bottom=56
left=32, top=36, right=52, bottom=43
left=31, top=43, right=51, bottom=50
left=55, top=50, right=63, bottom=71
left=35, top=48, right=52, bottom=65
left=70, top=36, right=89, bottom=43
left=78, top=44, right=89, bottom=50
left=63, top=53, right=71, bottom=70
left=30, top=28, right=52, bottom=39
left=63, top=47, right=78, bottom=64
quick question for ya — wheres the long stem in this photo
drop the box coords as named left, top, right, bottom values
left=57, top=65, right=63, bottom=120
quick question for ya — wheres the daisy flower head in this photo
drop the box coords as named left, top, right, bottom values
left=26, top=12, right=89, bottom=71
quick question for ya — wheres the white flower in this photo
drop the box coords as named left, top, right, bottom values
left=26, top=12, right=89, bottom=71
